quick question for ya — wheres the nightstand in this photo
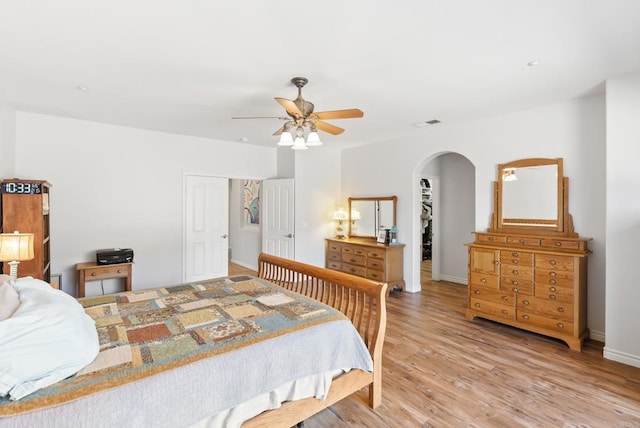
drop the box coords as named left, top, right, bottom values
left=76, top=262, right=132, bottom=298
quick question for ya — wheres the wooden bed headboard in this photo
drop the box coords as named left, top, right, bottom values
left=257, top=252, right=387, bottom=410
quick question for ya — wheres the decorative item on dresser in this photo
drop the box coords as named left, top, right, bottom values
left=326, top=195, right=405, bottom=292
left=0, top=179, right=51, bottom=282
left=466, top=158, right=591, bottom=351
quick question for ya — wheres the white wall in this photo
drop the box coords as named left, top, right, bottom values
left=342, top=94, right=606, bottom=339
left=604, top=71, right=640, bottom=367
left=229, top=179, right=261, bottom=271
left=0, top=93, right=15, bottom=177
left=14, top=112, right=276, bottom=295
left=293, top=147, right=342, bottom=266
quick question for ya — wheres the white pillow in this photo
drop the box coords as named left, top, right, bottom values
left=0, top=275, right=19, bottom=321
left=0, top=277, right=99, bottom=400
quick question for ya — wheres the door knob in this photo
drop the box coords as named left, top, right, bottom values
left=221, top=234, right=228, bottom=239
left=285, top=233, right=294, bottom=238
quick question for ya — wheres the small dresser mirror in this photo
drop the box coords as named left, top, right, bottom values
left=348, top=196, right=397, bottom=238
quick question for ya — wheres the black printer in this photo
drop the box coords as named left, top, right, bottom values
left=96, top=248, right=134, bottom=265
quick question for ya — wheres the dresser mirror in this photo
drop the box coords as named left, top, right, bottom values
left=495, top=157, right=567, bottom=233
left=348, top=196, right=397, bottom=238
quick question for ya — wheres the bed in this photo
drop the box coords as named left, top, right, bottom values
left=0, top=253, right=387, bottom=427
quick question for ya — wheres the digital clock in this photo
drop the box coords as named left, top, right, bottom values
left=1, top=182, right=42, bottom=194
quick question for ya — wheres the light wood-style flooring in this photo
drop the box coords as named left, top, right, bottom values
left=230, top=262, right=640, bottom=427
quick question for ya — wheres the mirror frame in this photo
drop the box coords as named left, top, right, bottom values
left=348, top=196, right=397, bottom=239
left=494, top=157, right=570, bottom=234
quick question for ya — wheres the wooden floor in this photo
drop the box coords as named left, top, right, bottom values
left=230, top=262, right=640, bottom=427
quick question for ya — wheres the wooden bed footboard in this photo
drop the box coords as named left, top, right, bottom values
left=244, top=253, right=387, bottom=427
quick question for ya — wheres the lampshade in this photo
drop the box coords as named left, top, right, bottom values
left=333, top=208, right=349, bottom=221
left=305, top=131, right=323, bottom=147
left=277, top=131, right=294, bottom=146
left=292, top=136, right=308, bottom=150
left=0, top=231, right=34, bottom=262
left=0, top=231, right=35, bottom=280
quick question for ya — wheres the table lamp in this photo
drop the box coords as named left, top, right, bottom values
left=333, top=208, right=349, bottom=239
left=0, top=231, right=35, bottom=280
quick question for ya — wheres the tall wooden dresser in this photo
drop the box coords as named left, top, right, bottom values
left=325, top=238, right=405, bottom=291
left=466, top=158, right=591, bottom=351
left=1, top=179, right=52, bottom=282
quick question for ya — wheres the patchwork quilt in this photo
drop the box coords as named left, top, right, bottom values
left=0, top=275, right=346, bottom=416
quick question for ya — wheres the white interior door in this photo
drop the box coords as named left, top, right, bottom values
left=262, top=178, right=294, bottom=259
left=184, top=175, right=229, bottom=282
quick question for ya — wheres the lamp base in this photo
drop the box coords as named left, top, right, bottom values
left=7, top=260, right=19, bottom=280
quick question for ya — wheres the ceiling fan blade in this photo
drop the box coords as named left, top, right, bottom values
left=272, top=125, right=285, bottom=136
left=275, top=97, right=303, bottom=118
left=315, top=120, right=345, bottom=135
left=313, top=109, right=364, bottom=120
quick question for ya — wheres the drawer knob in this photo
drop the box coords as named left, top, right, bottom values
left=557, top=322, right=565, bottom=329
left=549, top=271, right=557, bottom=277
left=91, top=272, right=97, bottom=277
left=117, top=270, right=122, bottom=274
left=557, top=307, right=565, bottom=313
left=512, top=287, right=519, bottom=293
left=549, top=295, right=557, bottom=300
left=513, top=260, right=519, bottom=265
left=501, top=309, right=508, bottom=315
left=350, top=268, right=356, bottom=273
left=512, top=270, right=519, bottom=275
left=550, top=260, right=557, bottom=265
left=555, top=241, right=562, bottom=246
left=512, top=280, right=519, bottom=285
left=549, top=287, right=557, bottom=292
left=475, top=303, right=480, bottom=308
left=550, top=279, right=556, bottom=285
left=488, top=237, right=494, bottom=241
left=502, top=296, right=508, bottom=301
left=523, top=300, right=530, bottom=305
left=481, top=278, right=487, bottom=283
left=475, top=290, right=481, bottom=295
left=523, top=314, right=530, bottom=320
left=519, top=239, right=525, bottom=244
left=512, top=252, right=519, bottom=257
left=371, top=253, right=379, bottom=257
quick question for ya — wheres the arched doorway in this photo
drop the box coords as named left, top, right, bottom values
left=415, top=152, right=475, bottom=288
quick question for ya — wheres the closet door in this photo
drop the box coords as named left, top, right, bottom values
left=261, top=179, right=294, bottom=259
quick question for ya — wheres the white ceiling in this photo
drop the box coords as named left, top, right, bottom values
left=1, top=0, right=640, bottom=149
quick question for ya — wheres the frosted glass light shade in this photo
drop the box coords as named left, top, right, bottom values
left=277, top=132, right=294, bottom=146
left=305, top=131, right=323, bottom=146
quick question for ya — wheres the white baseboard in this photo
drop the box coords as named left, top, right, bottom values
left=603, top=346, right=640, bottom=368
left=230, top=258, right=258, bottom=272
left=438, top=274, right=467, bottom=285
left=589, top=329, right=605, bottom=342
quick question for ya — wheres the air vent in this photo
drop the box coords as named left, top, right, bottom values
left=413, top=119, right=441, bottom=128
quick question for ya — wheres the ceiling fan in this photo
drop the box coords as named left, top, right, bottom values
left=232, top=77, right=364, bottom=148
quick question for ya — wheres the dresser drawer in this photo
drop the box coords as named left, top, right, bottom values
left=500, top=264, right=533, bottom=280
left=534, top=269, right=574, bottom=288
left=470, top=297, right=515, bottom=320
left=518, top=310, right=574, bottom=334
left=500, top=251, right=533, bottom=266
left=341, top=263, right=366, bottom=277
left=507, top=236, right=540, bottom=247
left=367, top=258, right=385, bottom=270
left=327, top=242, right=343, bottom=253
left=342, top=245, right=367, bottom=257
left=540, top=239, right=583, bottom=251
left=517, top=295, right=573, bottom=319
left=500, top=278, right=533, bottom=295
left=476, top=233, right=507, bottom=244
left=327, top=251, right=342, bottom=262
left=366, top=248, right=385, bottom=259
left=470, top=285, right=515, bottom=305
left=366, top=269, right=385, bottom=282
left=469, top=272, right=499, bottom=289
left=535, top=254, right=574, bottom=271
left=534, top=283, right=573, bottom=303
left=342, top=253, right=365, bottom=266
left=326, top=260, right=341, bottom=271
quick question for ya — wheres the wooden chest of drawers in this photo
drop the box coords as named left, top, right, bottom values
left=466, top=231, right=590, bottom=351
left=325, top=238, right=405, bottom=291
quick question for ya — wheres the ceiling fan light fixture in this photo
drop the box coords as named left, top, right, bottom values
left=292, top=136, right=308, bottom=150
left=305, top=131, right=323, bottom=146
left=277, top=131, right=294, bottom=146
